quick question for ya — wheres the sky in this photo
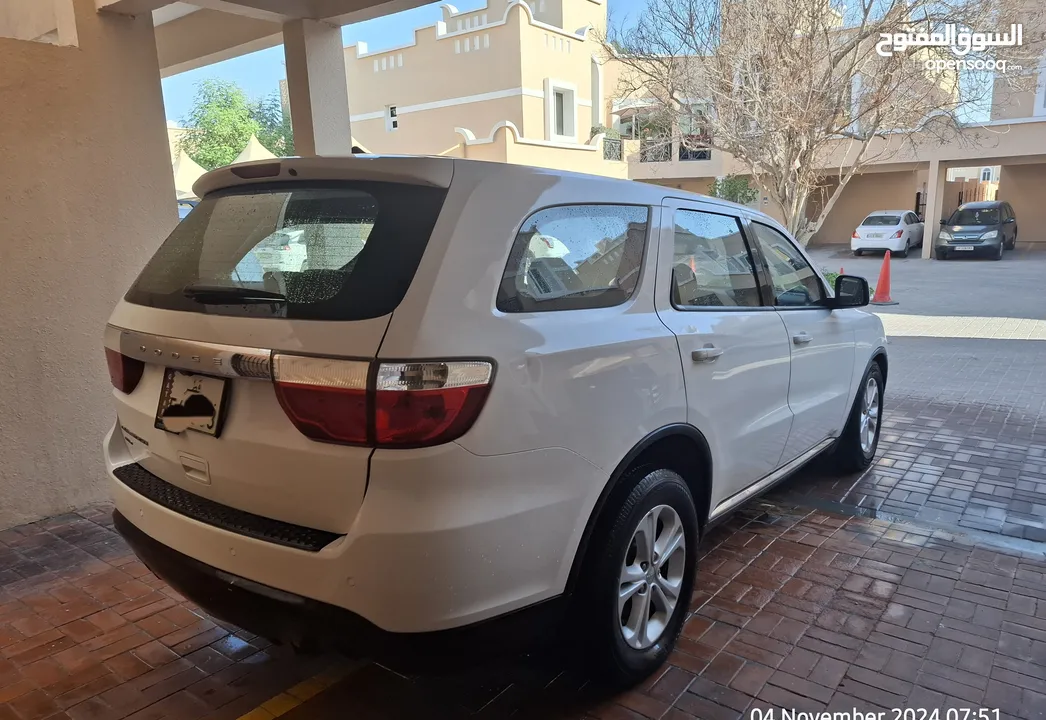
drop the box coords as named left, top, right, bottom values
left=161, top=0, right=639, bottom=124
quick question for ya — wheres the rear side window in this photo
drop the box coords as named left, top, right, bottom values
left=125, top=182, right=447, bottom=321
left=496, top=204, right=650, bottom=313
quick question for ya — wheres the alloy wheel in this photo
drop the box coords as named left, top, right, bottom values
left=618, top=504, right=686, bottom=650
left=859, top=376, right=880, bottom=455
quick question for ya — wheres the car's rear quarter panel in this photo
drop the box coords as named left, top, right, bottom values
left=374, top=162, right=687, bottom=603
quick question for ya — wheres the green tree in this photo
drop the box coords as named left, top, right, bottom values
left=252, top=91, right=294, bottom=157
left=709, top=174, right=758, bottom=206
left=179, top=79, right=260, bottom=170
left=178, top=80, right=295, bottom=170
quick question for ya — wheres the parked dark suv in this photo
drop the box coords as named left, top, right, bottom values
left=934, top=200, right=1017, bottom=261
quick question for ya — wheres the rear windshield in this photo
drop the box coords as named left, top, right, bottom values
left=949, top=208, right=999, bottom=226
left=126, top=182, right=446, bottom=321
left=861, top=215, right=900, bottom=226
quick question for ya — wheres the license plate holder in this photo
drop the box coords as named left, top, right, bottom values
left=155, top=369, right=230, bottom=438
left=954, top=245, right=975, bottom=251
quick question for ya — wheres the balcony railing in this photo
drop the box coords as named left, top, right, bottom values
left=640, top=138, right=671, bottom=163
left=679, top=134, right=712, bottom=161
left=603, top=138, right=623, bottom=161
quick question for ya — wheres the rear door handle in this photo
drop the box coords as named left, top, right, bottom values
left=792, top=332, right=813, bottom=345
left=691, top=345, right=724, bottom=363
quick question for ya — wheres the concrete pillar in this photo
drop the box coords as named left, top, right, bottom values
left=921, top=159, right=947, bottom=259
left=282, top=19, right=352, bottom=157
left=0, top=0, right=174, bottom=527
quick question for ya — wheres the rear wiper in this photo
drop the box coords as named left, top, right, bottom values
left=182, top=284, right=287, bottom=304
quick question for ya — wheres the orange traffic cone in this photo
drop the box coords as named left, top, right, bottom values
left=870, top=251, right=898, bottom=305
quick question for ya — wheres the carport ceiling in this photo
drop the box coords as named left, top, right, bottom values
left=118, top=0, right=440, bottom=76
left=102, top=0, right=439, bottom=23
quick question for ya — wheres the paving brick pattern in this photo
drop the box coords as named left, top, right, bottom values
left=775, top=336, right=1046, bottom=541
left=0, top=507, right=343, bottom=720
left=279, top=502, right=1046, bottom=720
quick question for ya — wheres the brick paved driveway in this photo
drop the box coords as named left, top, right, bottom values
left=4, top=502, right=1046, bottom=720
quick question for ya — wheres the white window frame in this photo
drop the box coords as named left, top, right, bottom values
left=385, top=105, right=399, bottom=132
left=544, top=79, right=578, bottom=142
left=980, top=167, right=993, bottom=182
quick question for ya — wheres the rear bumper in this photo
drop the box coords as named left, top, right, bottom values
left=104, top=421, right=602, bottom=634
left=851, top=237, right=906, bottom=252
left=113, top=509, right=565, bottom=664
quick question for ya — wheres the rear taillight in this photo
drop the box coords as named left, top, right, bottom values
left=105, top=348, right=144, bottom=394
left=852, top=231, right=860, bottom=239
left=272, top=355, right=494, bottom=448
left=273, top=355, right=370, bottom=445
left=891, top=230, right=904, bottom=238
left=375, top=362, right=493, bottom=448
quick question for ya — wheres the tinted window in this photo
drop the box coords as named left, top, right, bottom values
left=671, top=210, right=761, bottom=308
left=496, top=204, right=649, bottom=313
left=949, top=207, right=1000, bottom=225
left=126, top=183, right=446, bottom=321
left=861, top=215, right=901, bottom=226
left=751, top=223, right=824, bottom=307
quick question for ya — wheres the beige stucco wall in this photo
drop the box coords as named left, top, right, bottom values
left=998, top=164, right=1046, bottom=243
left=353, top=96, right=523, bottom=155
left=808, top=172, right=919, bottom=246
left=0, top=0, right=65, bottom=43
left=0, top=0, right=175, bottom=528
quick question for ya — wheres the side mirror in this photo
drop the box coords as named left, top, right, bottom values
left=1005, top=217, right=1016, bottom=223
left=939, top=219, right=946, bottom=225
left=830, top=275, right=869, bottom=309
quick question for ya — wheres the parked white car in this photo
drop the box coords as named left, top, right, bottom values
left=102, top=157, right=888, bottom=686
left=851, top=210, right=924, bottom=257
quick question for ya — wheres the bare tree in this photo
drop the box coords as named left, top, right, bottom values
left=605, top=0, right=1043, bottom=244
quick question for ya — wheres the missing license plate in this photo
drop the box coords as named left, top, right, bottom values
left=155, top=369, right=230, bottom=437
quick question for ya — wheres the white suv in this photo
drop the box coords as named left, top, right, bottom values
left=102, top=156, right=887, bottom=686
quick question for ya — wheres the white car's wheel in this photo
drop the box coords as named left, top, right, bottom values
left=829, top=363, right=884, bottom=473
left=578, top=467, right=699, bottom=688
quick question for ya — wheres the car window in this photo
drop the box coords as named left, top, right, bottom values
left=950, top=207, right=999, bottom=225
left=126, top=182, right=445, bottom=321
left=671, top=209, right=761, bottom=308
left=905, top=213, right=916, bottom=225
left=861, top=215, right=901, bottom=226
left=496, top=204, right=649, bottom=313
left=750, top=222, right=824, bottom=307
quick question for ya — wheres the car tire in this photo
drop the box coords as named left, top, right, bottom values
left=829, top=363, right=884, bottom=474
left=853, top=249, right=863, bottom=256
left=993, top=242, right=1004, bottom=261
left=897, top=240, right=909, bottom=259
left=578, top=467, right=699, bottom=688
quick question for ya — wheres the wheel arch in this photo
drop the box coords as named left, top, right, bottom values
left=564, top=423, right=713, bottom=597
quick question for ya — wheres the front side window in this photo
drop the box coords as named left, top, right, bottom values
left=497, top=205, right=649, bottom=313
left=750, top=223, right=824, bottom=307
left=671, top=210, right=761, bottom=308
